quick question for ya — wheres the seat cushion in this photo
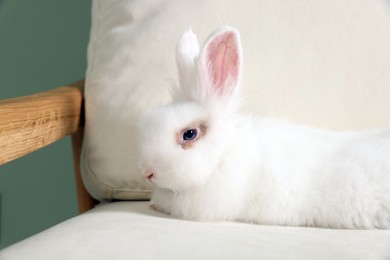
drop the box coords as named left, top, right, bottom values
left=1, top=202, right=389, bottom=260
left=81, top=0, right=390, bottom=201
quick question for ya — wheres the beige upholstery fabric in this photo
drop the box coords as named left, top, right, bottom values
left=1, top=202, right=389, bottom=260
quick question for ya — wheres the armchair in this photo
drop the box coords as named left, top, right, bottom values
left=0, top=83, right=389, bottom=259
left=1, top=0, right=390, bottom=259
left=1, top=84, right=390, bottom=260
left=0, top=80, right=95, bottom=213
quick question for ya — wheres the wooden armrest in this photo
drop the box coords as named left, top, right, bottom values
left=0, top=80, right=84, bottom=165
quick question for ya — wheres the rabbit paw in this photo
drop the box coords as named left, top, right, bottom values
left=150, top=204, right=170, bottom=215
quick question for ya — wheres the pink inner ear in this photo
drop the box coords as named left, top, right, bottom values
left=206, top=32, right=239, bottom=92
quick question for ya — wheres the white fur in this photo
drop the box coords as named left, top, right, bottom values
left=137, top=26, right=390, bottom=229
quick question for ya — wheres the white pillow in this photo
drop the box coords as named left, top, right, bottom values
left=81, top=0, right=390, bottom=201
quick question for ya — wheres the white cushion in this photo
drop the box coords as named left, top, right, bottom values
left=1, top=202, right=390, bottom=260
left=81, top=0, right=390, bottom=200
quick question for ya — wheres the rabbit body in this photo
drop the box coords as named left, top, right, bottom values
left=150, top=117, right=390, bottom=229
left=138, top=26, right=390, bottom=229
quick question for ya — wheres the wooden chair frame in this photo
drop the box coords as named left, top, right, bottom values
left=0, top=81, right=96, bottom=213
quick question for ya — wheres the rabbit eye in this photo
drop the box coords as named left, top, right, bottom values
left=177, top=123, right=207, bottom=149
left=183, top=129, right=198, bottom=141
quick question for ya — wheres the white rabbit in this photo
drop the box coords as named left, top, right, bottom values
left=137, top=26, right=390, bottom=229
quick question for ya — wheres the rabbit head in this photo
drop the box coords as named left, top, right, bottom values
left=138, top=26, right=243, bottom=192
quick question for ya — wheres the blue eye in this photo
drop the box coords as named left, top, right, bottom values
left=183, top=129, right=198, bottom=141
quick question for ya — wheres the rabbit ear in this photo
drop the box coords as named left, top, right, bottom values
left=175, top=29, right=200, bottom=91
left=200, top=26, right=242, bottom=103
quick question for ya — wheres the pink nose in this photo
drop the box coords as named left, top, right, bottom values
left=144, top=169, right=155, bottom=180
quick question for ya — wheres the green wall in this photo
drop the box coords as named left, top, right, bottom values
left=0, top=0, right=91, bottom=249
